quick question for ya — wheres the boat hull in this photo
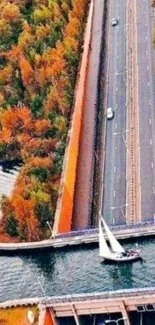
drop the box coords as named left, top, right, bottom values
left=101, top=254, right=142, bottom=263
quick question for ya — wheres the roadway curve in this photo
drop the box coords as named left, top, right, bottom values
left=102, top=0, right=127, bottom=225
left=136, top=0, right=155, bottom=221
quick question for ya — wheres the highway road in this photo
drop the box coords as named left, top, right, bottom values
left=102, top=0, right=127, bottom=225
left=136, top=0, right=155, bottom=221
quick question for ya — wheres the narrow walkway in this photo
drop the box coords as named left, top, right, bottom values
left=72, top=0, right=106, bottom=229
left=0, top=167, right=18, bottom=199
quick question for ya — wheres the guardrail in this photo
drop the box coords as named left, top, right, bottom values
left=41, top=287, right=155, bottom=304
left=0, top=287, right=154, bottom=308
left=55, top=221, right=155, bottom=238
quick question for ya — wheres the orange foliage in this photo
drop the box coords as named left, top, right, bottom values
left=21, top=138, right=56, bottom=159
left=0, top=0, right=88, bottom=242
left=28, top=156, right=52, bottom=168
left=19, top=55, right=35, bottom=92
left=35, top=119, right=51, bottom=135
left=0, top=128, right=12, bottom=143
left=11, top=195, right=40, bottom=241
left=1, top=106, right=34, bottom=135
left=1, top=3, right=21, bottom=23
left=64, top=16, right=81, bottom=37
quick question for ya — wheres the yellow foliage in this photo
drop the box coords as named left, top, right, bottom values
left=18, top=30, right=35, bottom=51
left=0, top=65, right=13, bottom=85
left=36, top=24, right=51, bottom=40
left=64, top=36, right=78, bottom=53
left=33, top=5, right=52, bottom=23
left=0, top=306, right=38, bottom=325
left=0, top=18, right=11, bottom=38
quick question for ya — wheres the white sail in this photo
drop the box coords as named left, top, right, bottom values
left=99, top=218, right=112, bottom=258
left=102, top=218, right=125, bottom=254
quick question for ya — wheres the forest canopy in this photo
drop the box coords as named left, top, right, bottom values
left=0, top=0, right=88, bottom=241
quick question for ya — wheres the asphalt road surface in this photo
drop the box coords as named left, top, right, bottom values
left=103, top=0, right=155, bottom=226
left=136, top=0, right=155, bottom=221
left=102, top=0, right=127, bottom=225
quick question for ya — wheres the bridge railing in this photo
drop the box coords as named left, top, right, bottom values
left=55, top=221, right=155, bottom=239
left=42, top=287, right=155, bottom=305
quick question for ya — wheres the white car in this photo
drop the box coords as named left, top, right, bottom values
left=111, top=18, right=118, bottom=26
left=107, top=107, right=114, bottom=120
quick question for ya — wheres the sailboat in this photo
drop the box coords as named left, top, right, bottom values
left=99, top=217, right=142, bottom=262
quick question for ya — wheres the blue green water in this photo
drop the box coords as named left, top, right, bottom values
left=0, top=237, right=155, bottom=302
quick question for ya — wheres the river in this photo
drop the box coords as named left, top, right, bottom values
left=0, top=237, right=155, bottom=302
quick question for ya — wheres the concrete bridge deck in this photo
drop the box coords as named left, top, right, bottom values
left=43, top=287, right=155, bottom=317
left=0, top=222, right=155, bottom=251
left=1, top=287, right=155, bottom=325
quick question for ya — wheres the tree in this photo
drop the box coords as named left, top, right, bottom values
left=1, top=106, right=34, bottom=135
left=1, top=3, right=21, bottom=24
left=32, top=5, right=52, bottom=24
left=0, top=0, right=88, bottom=242
left=19, top=55, right=35, bottom=94
left=4, top=215, right=18, bottom=237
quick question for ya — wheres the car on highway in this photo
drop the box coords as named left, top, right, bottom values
left=107, top=107, right=114, bottom=120
left=111, top=18, right=118, bottom=26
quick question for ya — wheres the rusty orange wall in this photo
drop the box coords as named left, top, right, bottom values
left=53, top=0, right=94, bottom=235
left=44, top=309, right=54, bottom=325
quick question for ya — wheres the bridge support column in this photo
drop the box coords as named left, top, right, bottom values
left=49, top=308, right=59, bottom=325
left=120, top=301, right=131, bottom=325
left=71, top=304, right=81, bottom=325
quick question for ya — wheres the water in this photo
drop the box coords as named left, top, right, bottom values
left=0, top=237, right=155, bottom=302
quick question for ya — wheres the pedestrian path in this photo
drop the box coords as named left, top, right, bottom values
left=0, top=162, right=21, bottom=210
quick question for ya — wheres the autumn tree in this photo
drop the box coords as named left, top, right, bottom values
left=0, top=0, right=89, bottom=242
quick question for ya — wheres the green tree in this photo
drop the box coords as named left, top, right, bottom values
left=5, top=215, right=18, bottom=237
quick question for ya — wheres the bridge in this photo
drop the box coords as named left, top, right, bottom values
left=1, top=288, right=155, bottom=325
left=0, top=222, right=154, bottom=251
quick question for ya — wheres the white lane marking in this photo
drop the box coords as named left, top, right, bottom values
left=145, top=36, right=147, bottom=40
left=146, top=50, right=148, bottom=55
left=148, top=99, right=151, bottom=105
left=115, top=104, right=117, bottom=110
left=117, top=55, right=119, bottom=59
left=151, top=162, right=154, bottom=169
left=153, top=187, right=155, bottom=194
left=150, top=139, right=153, bottom=145
left=116, top=86, right=118, bottom=92
left=113, top=190, right=116, bottom=198
left=116, top=70, right=118, bottom=75
left=147, top=66, right=149, bottom=71
left=149, top=118, right=152, bottom=125
left=145, top=23, right=147, bottom=27
left=118, top=15, right=120, bottom=19
left=115, top=146, right=117, bottom=150
left=115, top=122, right=117, bottom=129
left=148, top=82, right=150, bottom=86
left=114, top=166, right=116, bottom=173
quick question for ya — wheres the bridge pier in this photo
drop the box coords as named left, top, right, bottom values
left=120, top=301, right=131, bottom=325
left=49, top=308, right=59, bottom=325
left=71, top=304, right=81, bottom=325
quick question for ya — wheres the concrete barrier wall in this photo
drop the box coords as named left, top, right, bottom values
left=53, top=0, right=94, bottom=235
